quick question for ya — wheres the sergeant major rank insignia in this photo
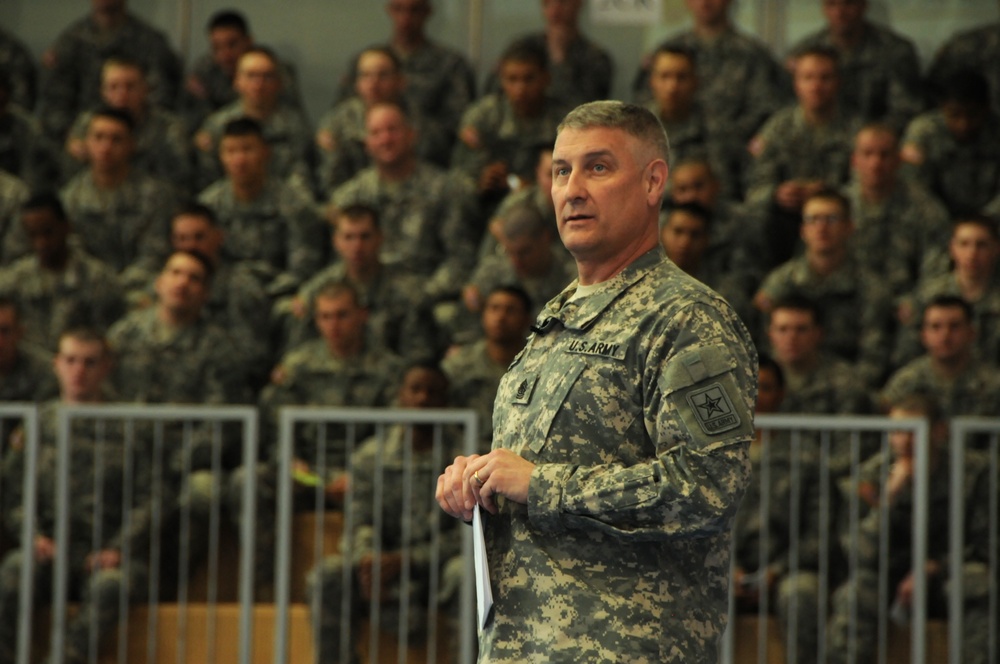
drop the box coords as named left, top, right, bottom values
left=511, top=374, right=537, bottom=405
left=686, top=382, right=741, bottom=435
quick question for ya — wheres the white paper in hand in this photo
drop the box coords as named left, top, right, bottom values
left=472, top=504, right=494, bottom=631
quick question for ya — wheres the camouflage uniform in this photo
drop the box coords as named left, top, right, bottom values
left=757, top=254, right=895, bottom=387
left=0, top=401, right=161, bottom=664
left=0, top=105, right=62, bottom=192
left=330, top=164, right=479, bottom=302
left=639, top=28, right=789, bottom=147
left=194, top=100, right=313, bottom=193
left=307, top=425, right=463, bottom=663
left=469, top=252, right=576, bottom=321
left=901, top=109, right=1000, bottom=217
left=451, top=93, right=569, bottom=185
left=481, top=248, right=756, bottom=663
left=0, top=28, right=36, bottom=110
left=0, top=345, right=58, bottom=404
left=0, top=170, right=29, bottom=267
left=66, top=106, right=192, bottom=192
left=0, top=245, right=125, bottom=351
left=788, top=21, right=924, bottom=133
left=478, top=184, right=560, bottom=261
left=59, top=169, right=176, bottom=274
left=36, top=12, right=182, bottom=141
left=315, top=97, right=451, bottom=195
left=827, top=448, right=993, bottom=664
left=927, top=23, right=1000, bottom=114
left=441, top=339, right=509, bottom=451
left=879, top=355, right=1000, bottom=420
left=198, top=177, right=325, bottom=295
left=841, top=177, right=951, bottom=301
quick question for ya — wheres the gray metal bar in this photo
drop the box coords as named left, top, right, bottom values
left=238, top=413, right=259, bottom=664
left=51, top=406, right=73, bottom=664
left=910, top=418, right=930, bottom=664
left=274, top=407, right=295, bottom=664
left=368, top=423, right=387, bottom=664
left=6, top=405, right=38, bottom=664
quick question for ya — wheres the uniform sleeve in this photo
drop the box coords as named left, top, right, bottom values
left=527, top=302, right=757, bottom=541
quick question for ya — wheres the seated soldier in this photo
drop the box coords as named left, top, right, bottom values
left=198, top=117, right=325, bottom=297
left=194, top=47, right=312, bottom=194
left=0, top=328, right=161, bottom=664
left=0, top=69, right=60, bottom=192
left=0, top=27, right=36, bottom=110
left=928, top=21, right=1000, bottom=115
left=0, top=193, right=124, bottom=351
left=0, top=297, right=57, bottom=405
left=316, top=47, right=449, bottom=194
left=443, top=286, right=533, bottom=450
left=901, top=69, right=1000, bottom=219
left=307, top=362, right=463, bottom=664
left=754, top=188, right=894, bottom=387
left=59, top=106, right=176, bottom=275
left=63, top=55, right=191, bottom=190
left=827, top=392, right=993, bottom=664
left=0, top=168, right=31, bottom=267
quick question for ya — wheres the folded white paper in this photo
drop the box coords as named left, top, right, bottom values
left=472, top=504, right=494, bottom=631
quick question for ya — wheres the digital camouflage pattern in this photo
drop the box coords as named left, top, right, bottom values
left=0, top=345, right=57, bottom=403
left=927, top=23, right=1000, bottom=114
left=468, top=251, right=576, bottom=322
left=0, top=170, right=29, bottom=267
left=879, top=355, right=1000, bottom=420
left=441, top=339, right=509, bottom=450
left=0, top=28, right=36, bottom=110
left=0, top=105, right=61, bottom=192
left=482, top=249, right=757, bottom=663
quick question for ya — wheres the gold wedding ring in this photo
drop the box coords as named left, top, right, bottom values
left=473, top=470, right=484, bottom=485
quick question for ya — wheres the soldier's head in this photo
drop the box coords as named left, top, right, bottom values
left=154, top=251, right=213, bottom=324
left=852, top=123, right=900, bottom=191
left=53, top=327, right=111, bottom=404
left=670, top=158, right=721, bottom=208
left=481, top=286, right=532, bottom=346
left=919, top=295, right=975, bottom=364
left=234, top=47, right=283, bottom=111
left=91, top=0, right=127, bottom=21
left=767, top=296, right=825, bottom=367
left=541, top=0, right=583, bottom=29
left=332, top=204, right=383, bottom=272
left=499, top=38, right=550, bottom=118
left=219, top=117, right=270, bottom=185
left=791, top=46, right=839, bottom=115
left=100, top=55, right=149, bottom=117
left=85, top=106, right=135, bottom=174
left=885, top=392, right=947, bottom=460
left=683, top=0, right=732, bottom=28
left=800, top=188, right=853, bottom=255
left=949, top=215, right=1000, bottom=280
left=355, top=47, right=405, bottom=107
left=364, top=102, right=416, bottom=169
left=822, top=0, right=867, bottom=38
left=937, top=69, right=991, bottom=144
left=171, top=203, right=225, bottom=261
left=0, top=297, right=23, bottom=371
left=498, top=204, right=555, bottom=278
left=660, top=201, right=711, bottom=274
left=22, top=192, right=71, bottom=270
left=397, top=361, right=449, bottom=410
left=755, top=353, right=785, bottom=415
left=208, top=10, right=253, bottom=76
left=313, top=282, right=369, bottom=358
left=648, top=46, right=698, bottom=117
left=386, top=0, right=431, bottom=41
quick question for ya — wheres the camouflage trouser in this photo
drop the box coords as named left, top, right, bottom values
left=774, top=571, right=820, bottom=664
left=0, top=549, right=149, bottom=664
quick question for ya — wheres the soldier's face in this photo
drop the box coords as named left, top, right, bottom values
left=219, top=134, right=269, bottom=183
left=356, top=52, right=403, bottom=106
left=235, top=52, right=281, bottom=106
left=822, top=0, right=867, bottom=35
left=800, top=198, right=852, bottom=253
left=333, top=216, right=382, bottom=269
left=85, top=117, right=133, bottom=171
left=941, top=101, right=988, bottom=144
left=670, top=163, right=719, bottom=207
left=314, top=293, right=368, bottom=354
left=793, top=55, right=839, bottom=114
left=684, top=0, right=731, bottom=25
left=542, top=0, right=582, bottom=27
left=949, top=222, right=1000, bottom=278
left=155, top=254, right=210, bottom=316
left=22, top=207, right=70, bottom=268
left=659, top=210, right=709, bottom=272
left=500, top=60, right=549, bottom=117
left=852, top=128, right=899, bottom=187
left=171, top=215, right=223, bottom=259
left=0, top=307, right=22, bottom=368
left=649, top=53, right=697, bottom=113
left=500, top=232, right=552, bottom=276
left=54, top=337, right=110, bottom=403
left=211, top=27, right=252, bottom=75
left=386, top=0, right=430, bottom=37
left=768, top=308, right=822, bottom=364
left=552, top=126, right=665, bottom=267
left=101, top=65, right=147, bottom=115
left=920, top=306, right=974, bottom=363
left=364, top=105, right=415, bottom=167
left=887, top=407, right=919, bottom=461
left=481, top=292, right=531, bottom=345
left=398, top=367, right=448, bottom=409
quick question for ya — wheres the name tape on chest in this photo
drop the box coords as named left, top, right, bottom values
left=564, top=339, right=626, bottom=360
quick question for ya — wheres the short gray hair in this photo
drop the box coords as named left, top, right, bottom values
left=557, top=100, right=670, bottom=164
left=500, top=204, right=549, bottom=241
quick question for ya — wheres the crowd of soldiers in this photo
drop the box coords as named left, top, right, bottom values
left=1, top=0, right=1000, bottom=662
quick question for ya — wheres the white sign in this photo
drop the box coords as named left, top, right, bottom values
left=590, top=0, right=662, bottom=26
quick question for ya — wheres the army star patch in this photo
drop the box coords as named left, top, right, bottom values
left=686, top=382, right=741, bottom=435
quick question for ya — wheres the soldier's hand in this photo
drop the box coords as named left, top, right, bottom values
left=290, top=296, right=307, bottom=319
left=462, top=284, right=481, bottom=312
left=466, top=449, right=535, bottom=515
left=437, top=454, right=481, bottom=522
left=459, top=126, right=480, bottom=149
left=194, top=131, right=213, bottom=153
left=316, top=129, right=335, bottom=153
left=34, top=535, right=56, bottom=563
left=86, top=549, right=121, bottom=571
